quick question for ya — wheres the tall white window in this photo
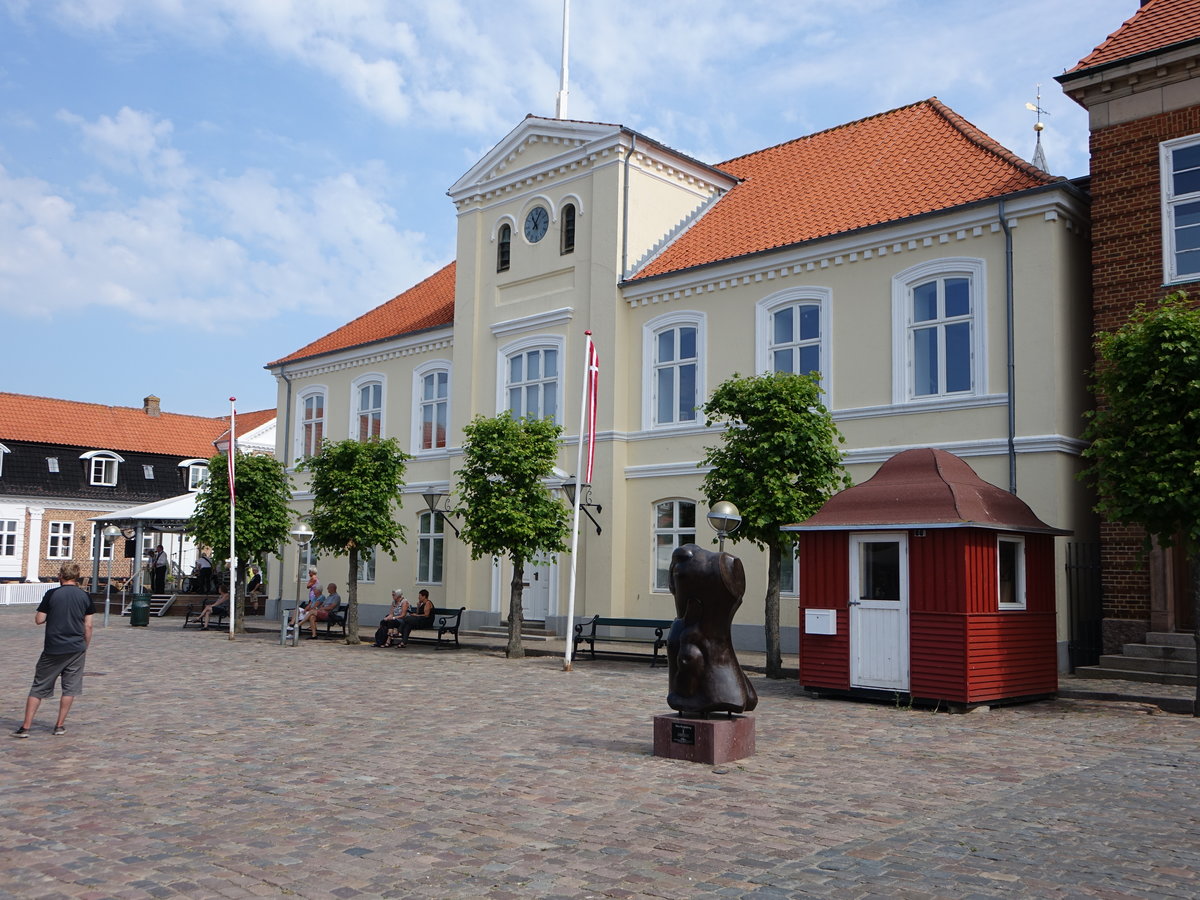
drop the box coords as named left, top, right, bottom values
left=1161, top=135, right=1200, bottom=283
left=653, top=499, right=696, bottom=591
left=357, top=548, right=376, bottom=584
left=417, top=511, right=444, bottom=584
left=0, top=519, right=16, bottom=557
left=780, top=547, right=799, bottom=597
left=47, top=521, right=73, bottom=559
left=645, top=312, right=705, bottom=429
left=419, top=369, right=449, bottom=450
left=300, top=391, right=326, bottom=458
left=892, top=259, right=985, bottom=403
left=506, top=347, right=558, bottom=421
left=355, top=380, right=383, bottom=441
left=91, top=524, right=115, bottom=560
left=998, top=535, right=1027, bottom=610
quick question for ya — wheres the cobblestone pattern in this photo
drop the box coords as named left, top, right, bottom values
left=2, top=618, right=1198, bottom=899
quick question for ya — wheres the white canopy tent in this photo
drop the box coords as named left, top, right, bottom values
left=90, top=492, right=200, bottom=594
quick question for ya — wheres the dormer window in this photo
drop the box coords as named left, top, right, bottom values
left=0, top=442, right=8, bottom=478
left=179, top=459, right=210, bottom=492
left=80, top=450, right=124, bottom=487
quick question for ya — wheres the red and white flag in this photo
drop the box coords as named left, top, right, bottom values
left=227, top=400, right=237, bottom=507
left=584, top=336, right=599, bottom=484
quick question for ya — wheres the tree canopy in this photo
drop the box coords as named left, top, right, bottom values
left=299, top=437, right=410, bottom=644
left=456, top=414, right=569, bottom=658
left=188, top=451, right=293, bottom=633
left=1080, top=292, right=1200, bottom=715
left=701, top=371, right=851, bottom=677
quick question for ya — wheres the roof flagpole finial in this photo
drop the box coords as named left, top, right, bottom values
left=555, top=0, right=570, bottom=118
left=1026, top=84, right=1051, bottom=172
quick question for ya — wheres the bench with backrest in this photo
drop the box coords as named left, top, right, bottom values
left=572, top=615, right=674, bottom=667
left=282, top=603, right=348, bottom=639
left=391, top=606, right=466, bottom=648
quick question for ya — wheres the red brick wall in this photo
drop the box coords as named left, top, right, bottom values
left=1090, top=105, right=1200, bottom=619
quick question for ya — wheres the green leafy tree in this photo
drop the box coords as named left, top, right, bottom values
left=188, top=452, right=293, bottom=634
left=1080, top=291, right=1200, bottom=716
left=701, top=371, right=851, bottom=678
left=298, top=437, right=411, bottom=644
left=456, top=414, right=570, bottom=658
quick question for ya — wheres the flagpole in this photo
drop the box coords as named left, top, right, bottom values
left=563, top=332, right=591, bottom=671
left=228, top=397, right=237, bottom=640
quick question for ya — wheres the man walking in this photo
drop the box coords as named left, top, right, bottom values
left=14, top=562, right=95, bottom=738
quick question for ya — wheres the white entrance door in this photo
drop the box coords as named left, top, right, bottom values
left=493, top=554, right=555, bottom=621
left=849, top=533, right=909, bottom=691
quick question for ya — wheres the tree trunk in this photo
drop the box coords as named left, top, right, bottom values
left=1191, top=549, right=1199, bottom=718
left=765, top=542, right=783, bottom=678
left=233, top=558, right=246, bottom=635
left=345, top=546, right=360, bottom=644
left=507, top=559, right=525, bottom=659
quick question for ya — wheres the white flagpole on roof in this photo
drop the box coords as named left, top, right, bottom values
left=228, top=397, right=237, bottom=640
left=563, top=331, right=593, bottom=671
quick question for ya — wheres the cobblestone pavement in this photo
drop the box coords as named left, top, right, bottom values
left=2, top=616, right=1198, bottom=899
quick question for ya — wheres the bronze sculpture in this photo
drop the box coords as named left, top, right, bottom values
left=666, top=543, right=758, bottom=716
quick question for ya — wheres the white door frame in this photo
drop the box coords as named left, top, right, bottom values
left=849, top=532, right=910, bottom=691
left=491, top=553, right=557, bottom=620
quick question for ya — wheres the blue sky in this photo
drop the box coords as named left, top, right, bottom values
left=1, top=0, right=1134, bottom=417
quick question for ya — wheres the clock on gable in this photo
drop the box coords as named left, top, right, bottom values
left=524, top=206, right=549, bottom=243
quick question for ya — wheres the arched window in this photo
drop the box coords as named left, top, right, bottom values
left=417, top=511, right=444, bottom=584
left=560, top=203, right=576, bottom=255
left=500, top=338, right=562, bottom=423
left=643, top=312, right=705, bottom=429
left=497, top=223, right=512, bottom=272
left=653, top=499, right=696, bottom=591
left=298, top=389, right=326, bottom=459
left=353, top=377, right=384, bottom=441
left=413, top=364, right=450, bottom=451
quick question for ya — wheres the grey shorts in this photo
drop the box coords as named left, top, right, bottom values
left=29, top=650, right=87, bottom=698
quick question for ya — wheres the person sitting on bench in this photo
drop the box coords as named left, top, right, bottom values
left=197, top=589, right=230, bottom=630
left=395, top=589, right=434, bottom=647
left=373, top=589, right=410, bottom=647
left=302, top=584, right=342, bottom=638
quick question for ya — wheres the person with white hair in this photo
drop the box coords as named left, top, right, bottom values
left=372, top=589, right=410, bottom=647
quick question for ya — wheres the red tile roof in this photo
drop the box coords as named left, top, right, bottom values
left=632, top=98, right=1058, bottom=281
left=1068, top=0, right=1200, bottom=73
left=269, top=261, right=456, bottom=367
left=0, top=393, right=274, bottom=458
left=787, top=448, right=1068, bottom=534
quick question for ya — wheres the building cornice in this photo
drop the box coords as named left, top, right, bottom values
left=272, top=329, right=453, bottom=380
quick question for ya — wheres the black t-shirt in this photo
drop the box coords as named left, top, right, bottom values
left=37, top=584, right=95, bottom=655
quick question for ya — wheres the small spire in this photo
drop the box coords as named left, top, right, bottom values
left=554, top=0, right=570, bottom=119
left=1026, top=84, right=1051, bottom=172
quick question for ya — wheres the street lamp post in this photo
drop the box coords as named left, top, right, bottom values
left=286, top=525, right=313, bottom=646
left=707, top=500, right=742, bottom=552
left=101, top=524, right=123, bottom=627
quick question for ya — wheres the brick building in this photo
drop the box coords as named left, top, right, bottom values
left=1058, top=0, right=1200, bottom=649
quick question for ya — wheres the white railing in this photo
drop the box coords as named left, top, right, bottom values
left=0, top=583, right=53, bottom=606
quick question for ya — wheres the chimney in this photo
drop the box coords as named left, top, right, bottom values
left=143, top=395, right=161, bottom=417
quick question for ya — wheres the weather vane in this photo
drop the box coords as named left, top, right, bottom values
left=1026, top=84, right=1051, bottom=172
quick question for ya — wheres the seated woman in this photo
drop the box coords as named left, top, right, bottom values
left=291, top=584, right=322, bottom=629
left=396, top=589, right=434, bottom=648
left=373, top=589, right=410, bottom=647
left=197, top=589, right=230, bottom=630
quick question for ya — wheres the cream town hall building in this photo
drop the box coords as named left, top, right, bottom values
left=267, top=99, right=1095, bottom=666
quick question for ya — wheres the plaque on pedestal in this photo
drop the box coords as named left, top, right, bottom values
left=653, top=713, right=755, bottom=764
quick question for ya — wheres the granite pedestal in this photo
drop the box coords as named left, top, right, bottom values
left=653, top=713, right=755, bottom=764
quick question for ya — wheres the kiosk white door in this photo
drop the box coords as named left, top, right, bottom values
left=849, top=533, right=909, bottom=691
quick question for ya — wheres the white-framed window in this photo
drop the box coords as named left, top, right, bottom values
left=47, top=457, right=59, bottom=473
left=189, top=464, right=208, bottom=491
left=81, top=450, right=123, bottom=487
left=417, top=511, right=444, bottom=584
left=1161, top=135, right=1200, bottom=283
left=352, top=375, right=385, bottom=442
left=0, top=519, right=16, bottom=557
left=497, top=223, right=512, bottom=272
left=0, top=442, right=8, bottom=478
left=653, top=499, right=696, bottom=591
left=560, top=202, right=576, bottom=255
left=413, top=362, right=451, bottom=452
left=780, top=546, right=799, bottom=597
left=47, top=521, right=73, bottom=559
left=91, top=524, right=115, bottom=560
left=498, top=336, right=563, bottom=423
left=298, top=389, right=327, bottom=460
left=891, top=259, right=986, bottom=404
left=357, top=548, right=376, bottom=584
left=997, top=535, right=1026, bottom=610
left=643, top=312, right=705, bottom=430
left=756, top=288, right=831, bottom=383
left=143, top=465, right=155, bottom=479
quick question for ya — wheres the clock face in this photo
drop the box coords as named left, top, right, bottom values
left=524, top=206, right=549, bottom=243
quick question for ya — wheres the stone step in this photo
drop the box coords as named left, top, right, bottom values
left=1121, top=643, right=1197, bottom=663
left=1097, top=654, right=1197, bottom=676
left=1072, top=665, right=1196, bottom=687
left=1144, top=632, right=1197, bottom=649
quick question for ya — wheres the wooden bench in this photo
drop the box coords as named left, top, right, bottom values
left=391, top=606, right=466, bottom=649
left=572, top=616, right=674, bottom=667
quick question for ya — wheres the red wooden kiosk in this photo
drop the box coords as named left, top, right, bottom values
left=784, top=448, right=1068, bottom=707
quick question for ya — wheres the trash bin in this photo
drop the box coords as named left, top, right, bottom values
left=130, top=594, right=151, bottom=627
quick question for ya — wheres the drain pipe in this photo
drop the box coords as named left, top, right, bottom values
left=999, top=199, right=1017, bottom=494
left=621, top=133, right=637, bottom=279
